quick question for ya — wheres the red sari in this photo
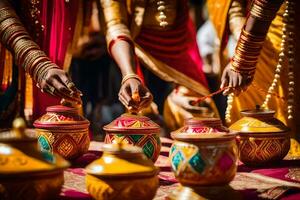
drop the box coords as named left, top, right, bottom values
left=16, top=0, right=81, bottom=120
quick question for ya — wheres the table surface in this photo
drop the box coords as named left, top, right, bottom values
left=60, top=138, right=300, bottom=200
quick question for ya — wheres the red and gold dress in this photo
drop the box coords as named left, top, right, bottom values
left=99, top=0, right=219, bottom=130
left=0, top=0, right=86, bottom=125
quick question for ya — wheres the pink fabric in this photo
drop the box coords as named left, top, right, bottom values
left=135, top=0, right=208, bottom=87
left=32, top=0, right=78, bottom=120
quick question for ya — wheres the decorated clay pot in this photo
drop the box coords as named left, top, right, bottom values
left=230, top=109, right=290, bottom=166
left=85, top=143, right=159, bottom=200
left=34, top=105, right=90, bottom=160
left=103, top=113, right=161, bottom=162
left=169, top=118, right=238, bottom=186
left=0, top=118, right=69, bottom=200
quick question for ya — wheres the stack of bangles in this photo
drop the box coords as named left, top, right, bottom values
left=250, top=0, right=282, bottom=21
left=0, top=7, right=58, bottom=83
left=230, top=0, right=281, bottom=76
left=230, top=28, right=265, bottom=77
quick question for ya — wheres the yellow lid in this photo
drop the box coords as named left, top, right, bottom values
left=230, top=109, right=289, bottom=133
left=0, top=118, right=69, bottom=176
left=85, top=143, right=158, bottom=177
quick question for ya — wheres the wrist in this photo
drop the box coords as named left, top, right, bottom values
left=121, top=73, right=141, bottom=85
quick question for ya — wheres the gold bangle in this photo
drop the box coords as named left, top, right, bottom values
left=0, top=18, right=21, bottom=34
left=1, top=24, right=26, bottom=44
left=23, top=50, right=47, bottom=73
left=33, top=60, right=52, bottom=81
left=0, top=7, right=18, bottom=23
left=121, top=73, right=141, bottom=85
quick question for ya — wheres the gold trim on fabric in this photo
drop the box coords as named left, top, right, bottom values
left=134, top=43, right=210, bottom=96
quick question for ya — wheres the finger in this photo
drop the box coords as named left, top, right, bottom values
left=54, top=88, right=82, bottom=103
left=118, top=95, right=130, bottom=109
left=228, top=76, right=233, bottom=88
left=46, top=76, right=73, bottom=95
left=220, top=71, right=228, bottom=89
left=232, top=76, right=237, bottom=88
left=60, top=73, right=83, bottom=96
left=120, top=89, right=132, bottom=107
left=238, top=74, right=243, bottom=87
left=223, top=87, right=233, bottom=96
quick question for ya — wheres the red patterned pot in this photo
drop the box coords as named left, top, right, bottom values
left=230, top=109, right=290, bottom=166
left=34, top=105, right=90, bottom=160
left=103, top=113, right=161, bottom=162
left=169, top=118, right=238, bottom=186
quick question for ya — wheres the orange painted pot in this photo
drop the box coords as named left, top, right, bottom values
left=0, top=118, right=69, bottom=200
left=34, top=105, right=90, bottom=160
left=169, top=118, right=238, bottom=186
left=103, top=114, right=161, bottom=162
left=230, top=109, right=290, bottom=166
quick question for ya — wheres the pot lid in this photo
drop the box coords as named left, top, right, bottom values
left=230, top=109, right=289, bottom=133
left=33, top=105, right=89, bottom=129
left=0, top=118, right=69, bottom=176
left=103, top=113, right=160, bottom=134
left=171, top=118, right=235, bottom=141
left=85, top=143, right=158, bottom=177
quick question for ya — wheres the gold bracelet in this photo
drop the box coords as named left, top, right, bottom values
left=33, top=60, right=52, bottom=81
left=121, top=73, right=142, bottom=85
left=1, top=24, right=26, bottom=44
left=0, top=7, right=18, bottom=23
left=0, top=18, right=21, bottom=34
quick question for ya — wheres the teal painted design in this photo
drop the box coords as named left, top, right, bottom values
left=170, top=145, right=176, bottom=155
left=116, top=134, right=124, bottom=137
left=41, top=150, right=55, bottom=163
left=38, top=135, right=52, bottom=152
left=172, top=151, right=184, bottom=170
left=129, top=135, right=144, bottom=143
left=189, top=152, right=205, bottom=174
left=143, top=140, right=154, bottom=158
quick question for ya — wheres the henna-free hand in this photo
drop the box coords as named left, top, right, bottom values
left=220, top=64, right=253, bottom=96
left=118, top=78, right=153, bottom=112
left=38, top=67, right=82, bottom=103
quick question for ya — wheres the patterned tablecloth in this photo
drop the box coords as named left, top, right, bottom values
left=60, top=138, right=300, bottom=200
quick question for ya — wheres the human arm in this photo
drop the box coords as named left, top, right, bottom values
left=0, top=0, right=82, bottom=103
left=98, top=0, right=152, bottom=111
left=221, top=0, right=285, bottom=95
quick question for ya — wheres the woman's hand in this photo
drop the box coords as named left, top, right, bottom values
left=118, top=78, right=153, bottom=112
left=37, top=67, right=82, bottom=104
left=220, top=64, right=254, bottom=95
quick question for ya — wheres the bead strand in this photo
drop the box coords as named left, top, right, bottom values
left=157, top=1, right=168, bottom=27
left=286, top=0, right=295, bottom=120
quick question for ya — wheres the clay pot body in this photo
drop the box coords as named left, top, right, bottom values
left=34, top=105, right=90, bottom=160
left=85, top=144, right=159, bottom=200
left=0, top=118, right=69, bottom=200
left=103, top=114, right=161, bottom=162
left=230, top=110, right=290, bottom=166
left=169, top=118, right=238, bottom=186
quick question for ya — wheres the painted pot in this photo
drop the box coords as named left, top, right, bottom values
left=169, top=118, right=238, bottom=186
left=85, top=143, right=159, bottom=200
left=0, top=118, right=69, bottom=200
left=34, top=105, right=90, bottom=160
left=230, top=109, right=290, bottom=166
left=103, top=114, right=161, bottom=162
